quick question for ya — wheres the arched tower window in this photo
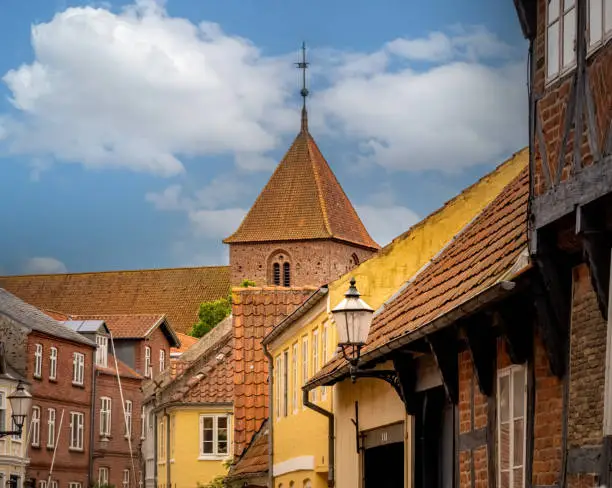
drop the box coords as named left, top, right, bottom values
left=273, top=263, right=281, bottom=286
left=283, top=262, right=291, bottom=287
left=351, top=253, right=360, bottom=266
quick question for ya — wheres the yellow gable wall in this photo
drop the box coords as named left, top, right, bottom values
left=156, top=406, right=233, bottom=487
left=268, top=148, right=527, bottom=486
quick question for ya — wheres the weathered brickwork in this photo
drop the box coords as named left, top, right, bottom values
left=0, top=315, right=29, bottom=373
left=568, top=264, right=606, bottom=449
left=459, top=450, right=471, bottom=488
left=567, top=473, right=601, bottom=488
left=229, top=240, right=375, bottom=287
left=132, top=326, right=171, bottom=379
left=473, top=446, right=488, bottom=488
left=458, top=350, right=472, bottom=434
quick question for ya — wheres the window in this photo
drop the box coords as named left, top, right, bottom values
left=312, top=329, right=319, bottom=401
left=547, top=0, right=577, bottom=79
left=0, top=391, right=5, bottom=432
left=158, top=419, right=166, bottom=460
left=49, top=347, right=57, bottom=380
left=69, top=411, right=84, bottom=450
left=100, top=397, right=112, bottom=437
left=273, top=263, right=281, bottom=286
left=141, top=406, right=146, bottom=439
left=69, top=483, right=83, bottom=488
left=283, top=262, right=291, bottom=287
left=351, top=252, right=360, bottom=266
left=49, top=482, right=58, bottom=488
left=96, top=335, right=108, bottom=368
left=72, top=352, right=85, bottom=385
left=38, top=482, right=47, bottom=488
left=322, top=324, right=328, bottom=399
left=292, top=342, right=299, bottom=413
left=497, top=365, right=527, bottom=488
left=31, top=406, right=40, bottom=447
left=98, top=467, right=109, bottom=486
left=144, top=346, right=151, bottom=378
left=47, top=408, right=56, bottom=448
left=275, top=356, right=281, bottom=419
left=588, top=0, right=612, bottom=48
left=301, top=336, right=309, bottom=405
left=124, top=400, right=132, bottom=438
left=123, top=469, right=130, bottom=488
left=159, top=349, right=165, bottom=372
left=283, top=350, right=289, bottom=417
left=34, top=343, right=43, bottom=378
left=199, top=415, right=229, bottom=457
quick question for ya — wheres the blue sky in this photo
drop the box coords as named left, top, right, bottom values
left=0, top=0, right=527, bottom=275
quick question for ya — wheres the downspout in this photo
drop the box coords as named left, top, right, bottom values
left=303, top=389, right=335, bottom=488
left=89, top=358, right=98, bottom=487
left=165, top=409, right=171, bottom=488
left=153, top=406, right=158, bottom=488
left=263, top=343, right=274, bottom=488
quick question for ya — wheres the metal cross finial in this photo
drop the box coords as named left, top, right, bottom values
left=295, top=42, right=309, bottom=131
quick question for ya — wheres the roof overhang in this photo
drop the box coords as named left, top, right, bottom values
left=144, top=315, right=181, bottom=348
left=513, top=0, right=537, bottom=39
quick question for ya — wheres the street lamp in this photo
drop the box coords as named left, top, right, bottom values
left=331, top=278, right=374, bottom=382
left=0, top=380, right=32, bottom=438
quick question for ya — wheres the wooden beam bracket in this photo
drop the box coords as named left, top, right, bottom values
left=426, top=327, right=459, bottom=404
left=463, top=314, right=497, bottom=397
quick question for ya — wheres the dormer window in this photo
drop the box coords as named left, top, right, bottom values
left=96, top=335, right=108, bottom=368
left=269, top=251, right=292, bottom=287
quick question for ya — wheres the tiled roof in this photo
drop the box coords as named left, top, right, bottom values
left=97, top=354, right=143, bottom=380
left=232, top=287, right=315, bottom=457
left=308, top=168, right=529, bottom=386
left=0, top=288, right=95, bottom=347
left=171, top=332, right=199, bottom=356
left=224, top=126, right=379, bottom=250
left=68, top=313, right=165, bottom=339
left=0, top=265, right=230, bottom=334
left=227, top=420, right=269, bottom=482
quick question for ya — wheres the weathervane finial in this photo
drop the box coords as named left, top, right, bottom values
left=295, top=41, right=309, bottom=131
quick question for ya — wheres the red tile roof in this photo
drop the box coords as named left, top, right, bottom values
left=232, top=287, right=315, bottom=457
left=224, top=127, right=379, bottom=250
left=309, top=168, right=529, bottom=386
left=0, top=265, right=230, bottom=334
left=97, top=354, right=143, bottom=380
left=172, top=332, right=199, bottom=355
left=68, top=313, right=166, bottom=339
left=227, top=420, right=269, bottom=482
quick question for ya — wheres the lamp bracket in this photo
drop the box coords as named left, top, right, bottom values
left=349, top=367, right=405, bottom=404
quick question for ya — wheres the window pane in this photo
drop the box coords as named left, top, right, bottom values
left=605, top=0, right=612, bottom=33
left=500, top=470, right=510, bottom=488
left=565, top=0, right=575, bottom=9
left=513, top=369, right=525, bottom=417
left=513, top=467, right=524, bottom=488
left=548, top=21, right=560, bottom=77
left=549, top=0, right=560, bottom=21
left=500, top=422, right=511, bottom=470
left=563, top=8, right=577, bottom=67
left=500, top=375, right=510, bottom=421
left=513, top=418, right=524, bottom=466
left=590, top=0, right=604, bottom=44
left=203, top=441, right=214, bottom=453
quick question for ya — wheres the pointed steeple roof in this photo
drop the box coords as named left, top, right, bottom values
left=224, top=120, right=379, bottom=250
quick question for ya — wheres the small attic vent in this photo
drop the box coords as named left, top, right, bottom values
left=216, top=353, right=225, bottom=362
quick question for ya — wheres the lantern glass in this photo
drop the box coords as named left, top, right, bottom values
left=331, top=279, right=374, bottom=347
left=8, top=381, right=32, bottom=428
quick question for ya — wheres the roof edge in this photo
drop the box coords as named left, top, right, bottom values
left=0, top=264, right=230, bottom=279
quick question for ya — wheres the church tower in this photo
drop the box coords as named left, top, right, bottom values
left=223, top=44, right=379, bottom=287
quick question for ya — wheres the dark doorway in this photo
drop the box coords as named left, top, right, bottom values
left=364, top=440, right=404, bottom=488
left=414, top=386, right=455, bottom=488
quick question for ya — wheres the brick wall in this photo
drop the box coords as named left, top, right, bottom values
left=131, top=326, right=172, bottom=379
left=0, top=314, right=29, bottom=373
left=229, top=240, right=375, bottom=287
left=26, top=332, right=95, bottom=487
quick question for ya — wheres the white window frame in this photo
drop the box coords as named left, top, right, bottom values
left=38, top=482, right=47, bottom=488
left=123, top=468, right=130, bottom=488
left=141, top=405, right=146, bottom=440
left=312, top=329, right=319, bottom=402
left=49, top=482, right=58, bottom=488
left=497, top=364, right=527, bottom=488
left=144, top=346, right=151, bottom=378
left=96, top=335, right=108, bottom=368
left=158, top=418, right=165, bottom=461
left=301, top=336, right=309, bottom=408
left=546, top=0, right=577, bottom=82
left=31, top=406, right=40, bottom=447
left=69, top=411, right=84, bottom=451
left=72, top=352, right=85, bottom=386
left=198, top=414, right=230, bottom=459
left=47, top=408, right=56, bottom=448
left=34, top=344, right=43, bottom=378
left=322, top=324, right=329, bottom=399
left=587, top=0, right=612, bottom=52
left=292, top=342, right=299, bottom=413
left=159, top=349, right=165, bottom=373
left=69, top=483, right=83, bottom=488
left=98, top=467, right=109, bottom=486
left=49, top=347, right=57, bottom=381
left=100, top=397, right=112, bottom=437
left=0, top=390, right=6, bottom=433
left=275, top=356, right=282, bottom=420
left=124, top=400, right=133, bottom=438
left=282, top=349, right=289, bottom=417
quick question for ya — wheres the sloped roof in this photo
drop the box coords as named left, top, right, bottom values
left=67, top=313, right=176, bottom=342
left=97, top=354, right=143, bottom=380
left=171, top=332, right=199, bottom=356
left=224, top=125, right=379, bottom=250
left=62, top=320, right=109, bottom=335
left=0, top=288, right=95, bottom=347
left=0, top=266, right=230, bottom=334
left=308, top=168, right=529, bottom=386
left=227, top=420, right=269, bottom=482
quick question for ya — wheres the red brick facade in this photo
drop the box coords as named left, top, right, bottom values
left=26, top=332, right=95, bottom=487
left=132, top=326, right=171, bottom=380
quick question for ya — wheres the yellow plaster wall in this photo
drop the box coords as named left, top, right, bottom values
left=269, top=148, right=527, bottom=486
left=156, top=407, right=233, bottom=487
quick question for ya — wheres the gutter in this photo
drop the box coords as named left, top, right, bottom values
left=307, top=280, right=519, bottom=389
left=151, top=401, right=233, bottom=414
left=263, top=342, right=274, bottom=488
left=302, top=389, right=335, bottom=488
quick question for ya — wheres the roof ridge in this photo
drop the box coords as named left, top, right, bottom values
left=0, top=264, right=230, bottom=279
left=307, top=133, right=333, bottom=237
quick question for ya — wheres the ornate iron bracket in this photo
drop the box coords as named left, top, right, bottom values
left=349, top=365, right=405, bottom=404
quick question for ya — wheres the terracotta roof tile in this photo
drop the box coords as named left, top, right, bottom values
left=69, top=313, right=165, bottom=339
left=171, top=332, right=199, bottom=355
left=310, top=168, right=529, bottom=385
left=97, top=354, right=143, bottom=380
left=224, top=128, right=379, bottom=250
left=227, top=420, right=269, bottom=481
left=0, top=266, right=229, bottom=334
left=232, top=287, right=315, bottom=457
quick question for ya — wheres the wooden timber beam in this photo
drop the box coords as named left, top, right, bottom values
left=391, top=353, right=420, bottom=416
left=462, top=314, right=497, bottom=397
left=426, top=327, right=459, bottom=404
left=576, top=205, right=611, bottom=321
left=497, top=294, right=534, bottom=365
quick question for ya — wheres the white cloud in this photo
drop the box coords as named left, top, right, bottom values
left=23, top=257, right=67, bottom=274
left=356, top=205, right=420, bottom=247
left=188, top=208, right=246, bottom=238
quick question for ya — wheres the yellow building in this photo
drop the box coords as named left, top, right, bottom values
left=264, top=148, right=528, bottom=488
left=152, top=319, right=234, bottom=487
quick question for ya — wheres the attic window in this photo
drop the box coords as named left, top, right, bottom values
left=96, top=335, right=108, bottom=368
